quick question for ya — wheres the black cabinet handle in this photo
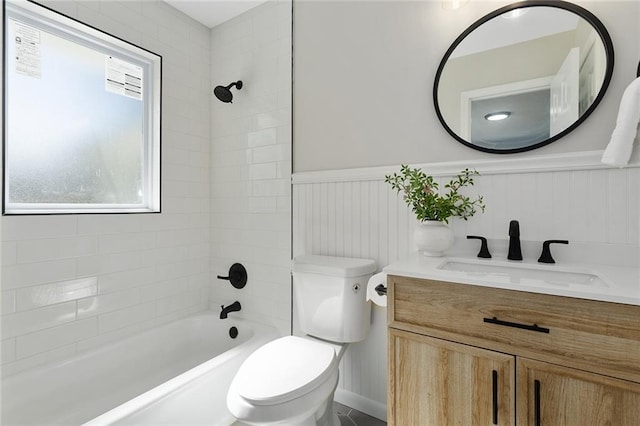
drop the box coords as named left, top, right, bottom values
left=492, top=370, right=498, bottom=425
left=534, top=379, right=541, bottom=426
left=483, top=317, right=550, bottom=334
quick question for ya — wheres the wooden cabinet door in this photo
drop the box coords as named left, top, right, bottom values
left=517, top=358, right=640, bottom=425
left=388, top=329, right=515, bottom=426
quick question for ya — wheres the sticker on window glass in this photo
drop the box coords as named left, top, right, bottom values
left=105, top=56, right=143, bottom=100
left=13, top=21, right=42, bottom=78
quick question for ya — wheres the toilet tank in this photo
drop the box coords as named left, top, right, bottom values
left=292, top=255, right=377, bottom=343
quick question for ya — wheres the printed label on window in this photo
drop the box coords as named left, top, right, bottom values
left=105, top=56, right=143, bottom=100
left=13, top=21, right=42, bottom=78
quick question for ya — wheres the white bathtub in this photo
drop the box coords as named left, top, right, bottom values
left=1, top=311, right=279, bottom=426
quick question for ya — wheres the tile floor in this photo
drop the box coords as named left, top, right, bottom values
left=335, top=402, right=387, bottom=426
left=232, top=402, right=386, bottom=425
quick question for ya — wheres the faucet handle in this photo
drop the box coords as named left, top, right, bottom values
left=509, top=220, right=520, bottom=236
left=467, top=235, right=491, bottom=258
left=217, top=263, right=247, bottom=289
left=538, top=240, right=569, bottom=264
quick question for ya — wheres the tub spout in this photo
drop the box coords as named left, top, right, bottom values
left=220, top=301, right=241, bottom=319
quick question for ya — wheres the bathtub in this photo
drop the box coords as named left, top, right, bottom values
left=1, top=311, right=280, bottom=425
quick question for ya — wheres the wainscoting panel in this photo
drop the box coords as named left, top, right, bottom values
left=292, top=163, right=640, bottom=417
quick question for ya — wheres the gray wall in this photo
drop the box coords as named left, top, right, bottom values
left=293, top=0, right=640, bottom=172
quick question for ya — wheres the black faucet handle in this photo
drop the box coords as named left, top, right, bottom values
left=508, top=220, right=520, bottom=236
left=217, top=263, right=247, bottom=289
left=467, top=235, right=492, bottom=258
left=538, top=240, right=569, bottom=264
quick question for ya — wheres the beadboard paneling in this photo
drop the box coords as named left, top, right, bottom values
left=292, top=165, right=640, bottom=416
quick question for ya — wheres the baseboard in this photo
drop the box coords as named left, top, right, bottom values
left=335, top=388, right=387, bottom=422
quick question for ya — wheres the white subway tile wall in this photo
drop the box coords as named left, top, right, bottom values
left=293, top=166, right=640, bottom=417
left=1, top=0, right=211, bottom=376
left=209, top=1, right=292, bottom=335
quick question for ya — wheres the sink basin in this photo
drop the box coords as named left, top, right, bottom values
left=437, top=259, right=610, bottom=288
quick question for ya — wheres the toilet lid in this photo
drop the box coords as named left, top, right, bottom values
left=232, top=336, right=337, bottom=406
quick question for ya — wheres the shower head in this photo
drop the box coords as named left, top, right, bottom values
left=214, top=80, right=243, bottom=103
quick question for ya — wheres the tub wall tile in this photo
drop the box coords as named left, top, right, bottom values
left=209, top=0, right=292, bottom=336
left=16, top=319, right=97, bottom=359
left=1, top=0, right=210, bottom=372
left=1, top=216, right=77, bottom=241
left=2, top=242, right=17, bottom=266
left=97, top=302, right=157, bottom=335
left=139, top=278, right=190, bottom=302
left=1, top=339, right=16, bottom=364
left=2, top=259, right=77, bottom=290
left=16, top=237, right=99, bottom=264
left=16, top=277, right=98, bottom=311
left=77, top=288, right=142, bottom=319
left=2, top=291, right=16, bottom=315
left=97, top=267, right=157, bottom=294
left=2, top=302, right=77, bottom=339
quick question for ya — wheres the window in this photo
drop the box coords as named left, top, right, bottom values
left=3, top=0, right=161, bottom=214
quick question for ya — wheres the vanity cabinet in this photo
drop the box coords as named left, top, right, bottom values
left=517, top=358, right=640, bottom=425
left=387, top=275, right=640, bottom=426
left=389, top=329, right=514, bottom=425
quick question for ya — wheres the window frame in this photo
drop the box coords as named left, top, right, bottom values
left=2, top=0, right=162, bottom=215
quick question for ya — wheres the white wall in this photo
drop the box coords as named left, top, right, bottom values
left=293, top=0, right=640, bottom=171
left=209, top=1, right=292, bottom=335
left=1, top=1, right=211, bottom=376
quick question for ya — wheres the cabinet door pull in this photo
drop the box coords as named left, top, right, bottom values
left=492, top=370, right=498, bottom=425
left=534, top=379, right=541, bottom=426
left=483, top=317, right=550, bottom=334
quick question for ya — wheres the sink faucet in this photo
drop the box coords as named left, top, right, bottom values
left=220, top=301, right=241, bottom=319
left=507, top=220, right=522, bottom=261
left=538, top=240, right=569, bottom=263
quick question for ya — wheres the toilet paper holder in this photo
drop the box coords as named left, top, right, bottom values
left=374, top=284, right=387, bottom=296
left=366, top=272, right=387, bottom=307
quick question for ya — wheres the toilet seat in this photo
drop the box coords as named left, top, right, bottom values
left=231, top=336, right=337, bottom=406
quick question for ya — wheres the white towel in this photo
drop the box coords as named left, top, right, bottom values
left=602, top=76, right=640, bottom=167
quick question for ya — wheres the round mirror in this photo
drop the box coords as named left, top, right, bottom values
left=434, top=0, right=614, bottom=153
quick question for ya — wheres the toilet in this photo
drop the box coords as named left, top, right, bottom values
left=226, top=254, right=377, bottom=426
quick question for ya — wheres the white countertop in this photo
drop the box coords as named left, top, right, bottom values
left=384, top=252, right=640, bottom=306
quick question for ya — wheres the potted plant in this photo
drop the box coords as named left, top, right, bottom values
left=385, top=165, right=485, bottom=256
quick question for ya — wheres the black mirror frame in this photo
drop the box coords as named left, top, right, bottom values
left=433, top=0, right=615, bottom=154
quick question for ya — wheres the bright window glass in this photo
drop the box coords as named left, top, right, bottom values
left=3, top=0, right=161, bottom=214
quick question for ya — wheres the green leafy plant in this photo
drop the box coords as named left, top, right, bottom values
left=385, top=165, right=485, bottom=224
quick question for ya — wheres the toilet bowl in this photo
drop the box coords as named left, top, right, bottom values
left=227, top=336, right=345, bottom=426
left=226, top=255, right=376, bottom=426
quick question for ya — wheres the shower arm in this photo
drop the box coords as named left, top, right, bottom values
left=226, top=81, right=243, bottom=90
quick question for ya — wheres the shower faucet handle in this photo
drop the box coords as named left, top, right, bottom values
left=467, top=235, right=491, bottom=258
left=217, top=263, right=247, bottom=289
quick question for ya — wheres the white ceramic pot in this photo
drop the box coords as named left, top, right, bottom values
left=414, top=220, right=454, bottom=257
